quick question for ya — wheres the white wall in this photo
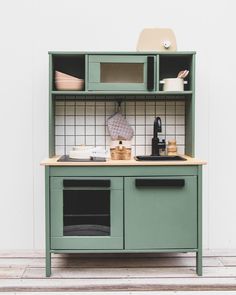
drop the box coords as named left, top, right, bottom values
left=0, top=0, right=235, bottom=250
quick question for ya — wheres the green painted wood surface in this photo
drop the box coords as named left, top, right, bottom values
left=49, top=51, right=196, bottom=55
left=185, top=54, right=195, bottom=157
left=50, top=177, right=124, bottom=250
left=124, top=176, right=197, bottom=249
left=45, top=167, right=51, bottom=277
left=88, top=55, right=152, bottom=91
left=197, top=165, right=203, bottom=275
left=51, top=90, right=192, bottom=96
left=49, top=166, right=198, bottom=177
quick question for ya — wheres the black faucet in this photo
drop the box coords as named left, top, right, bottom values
left=151, top=117, right=166, bottom=156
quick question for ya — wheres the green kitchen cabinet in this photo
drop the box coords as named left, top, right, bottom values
left=124, top=176, right=197, bottom=249
left=44, top=51, right=204, bottom=278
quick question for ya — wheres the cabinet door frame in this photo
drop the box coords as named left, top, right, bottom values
left=50, top=176, right=123, bottom=250
left=88, top=55, right=157, bottom=91
left=124, top=176, right=198, bottom=250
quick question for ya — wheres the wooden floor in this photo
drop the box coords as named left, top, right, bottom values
left=1, top=251, right=236, bottom=292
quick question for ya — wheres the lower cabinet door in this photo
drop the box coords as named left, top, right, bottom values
left=50, top=177, right=123, bottom=250
left=125, top=176, right=197, bottom=249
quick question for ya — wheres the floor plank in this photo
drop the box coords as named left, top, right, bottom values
left=1, top=277, right=236, bottom=291
left=0, top=256, right=223, bottom=268
left=22, top=266, right=236, bottom=279
left=1, top=252, right=236, bottom=292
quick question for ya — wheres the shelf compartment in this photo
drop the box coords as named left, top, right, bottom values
left=159, top=55, right=194, bottom=91
left=52, top=54, right=86, bottom=91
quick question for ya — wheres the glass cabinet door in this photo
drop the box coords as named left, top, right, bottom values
left=50, top=177, right=123, bottom=250
left=88, top=55, right=157, bottom=91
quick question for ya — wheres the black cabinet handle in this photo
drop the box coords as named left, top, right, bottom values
left=63, top=179, right=110, bottom=188
left=147, top=56, right=154, bottom=91
left=135, top=179, right=185, bottom=187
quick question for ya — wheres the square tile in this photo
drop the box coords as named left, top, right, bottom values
left=65, top=106, right=75, bottom=115
left=146, top=125, right=153, bottom=135
left=96, top=106, right=106, bottom=116
left=126, top=115, right=135, bottom=124
left=86, top=116, right=95, bottom=125
left=86, top=136, right=95, bottom=146
left=65, top=136, right=75, bottom=146
left=86, top=105, right=95, bottom=115
left=96, top=125, right=105, bottom=135
left=96, top=116, right=106, bottom=125
left=166, top=105, right=175, bottom=115
left=176, top=115, right=185, bottom=125
left=75, top=136, right=85, bottom=145
left=166, top=125, right=175, bottom=135
left=55, top=116, right=64, bottom=125
left=136, top=125, right=145, bottom=135
left=176, top=125, right=185, bottom=135
left=166, top=115, right=175, bottom=125
left=136, top=135, right=145, bottom=145
left=136, top=115, right=145, bottom=125
left=65, top=126, right=75, bottom=135
left=75, top=126, right=85, bottom=136
left=65, top=116, right=74, bottom=125
left=96, top=136, right=105, bottom=145
left=176, top=105, right=185, bottom=115
left=55, top=136, right=64, bottom=145
left=156, top=105, right=165, bottom=115
left=176, top=135, right=185, bottom=145
left=146, top=115, right=155, bottom=124
left=136, top=105, right=145, bottom=115
left=76, top=106, right=85, bottom=115
left=86, top=125, right=95, bottom=135
left=55, top=106, right=64, bottom=116
left=76, top=116, right=85, bottom=125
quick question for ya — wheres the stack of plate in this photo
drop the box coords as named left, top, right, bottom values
left=55, top=71, right=84, bottom=91
left=69, top=146, right=92, bottom=160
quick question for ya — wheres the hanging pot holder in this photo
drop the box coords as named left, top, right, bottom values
left=107, top=112, right=134, bottom=141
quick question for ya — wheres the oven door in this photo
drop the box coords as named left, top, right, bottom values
left=50, top=177, right=123, bottom=250
left=88, top=55, right=156, bottom=91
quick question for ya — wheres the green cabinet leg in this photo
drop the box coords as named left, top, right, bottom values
left=46, top=251, right=51, bottom=277
left=196, top=250, right=202, bottom=276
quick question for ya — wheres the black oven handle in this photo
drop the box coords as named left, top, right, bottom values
left=135, top=178, right=185, bottom=188
left=147, top=56, right=155, bottom=91
left=63, top=179, right=110, bottom=188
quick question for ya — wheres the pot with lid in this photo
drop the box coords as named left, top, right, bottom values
left=110, top=140, right=132, bottom=160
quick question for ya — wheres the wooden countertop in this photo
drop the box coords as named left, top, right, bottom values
left=41, top=156, right=206, bottom=166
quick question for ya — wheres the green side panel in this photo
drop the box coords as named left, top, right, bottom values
left=50, top=177, right=123, bottom=250
left=185, top=54, right=195, bottom=156
left=49, top=166, right=198, bottom=177
left=124, top=176, right=198, bottom=249
left=49, top=55, right=55, bottom=157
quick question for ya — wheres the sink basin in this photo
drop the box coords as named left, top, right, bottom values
left=135, top=155, right=187, bottom=161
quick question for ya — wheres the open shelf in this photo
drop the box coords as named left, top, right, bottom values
left=159, top=55, right=193, bottom=91
left=52, top=54, right=86, bottom=91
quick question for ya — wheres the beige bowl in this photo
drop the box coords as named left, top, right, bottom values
left=55, top=71, right=84, bottom=90
left=55, top=71, right=78, bottom=80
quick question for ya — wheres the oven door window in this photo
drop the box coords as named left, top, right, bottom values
left=63, top=189, right=110, bottom=236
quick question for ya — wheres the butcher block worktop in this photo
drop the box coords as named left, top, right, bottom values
left=41, top=155, right=206, bottom=166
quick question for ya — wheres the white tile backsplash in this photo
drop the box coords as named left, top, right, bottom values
left=55, top=100, right=185, bottom=155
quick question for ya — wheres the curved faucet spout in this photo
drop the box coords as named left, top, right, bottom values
left=153, top=116, right=162, bottom=138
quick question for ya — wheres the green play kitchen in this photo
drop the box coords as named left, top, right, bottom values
left=41, top=51, right=206, bottom=277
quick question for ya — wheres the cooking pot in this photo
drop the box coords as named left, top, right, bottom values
left=160, top=78, right=187, bottom=91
